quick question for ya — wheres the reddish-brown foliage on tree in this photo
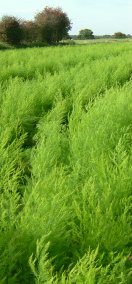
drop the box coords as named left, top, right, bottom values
left=21, top=21, right=38, bottom=43
left=35, top=7, right=72, bottom=43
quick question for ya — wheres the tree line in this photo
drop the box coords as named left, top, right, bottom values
left=0, top=6, right=131, bottom=46
left=0, top=7, right=71, bottom=45
left=71, top=30, right=132, bottom=40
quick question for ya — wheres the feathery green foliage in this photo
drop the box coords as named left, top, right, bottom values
left=0, top=42, right=132, bottom=283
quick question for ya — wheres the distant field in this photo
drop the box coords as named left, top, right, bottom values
left=0, top=42, right=132, bottom=284
left=60, top=38, right=132, bottom=45
left=74, top=38, right=132, bottom=44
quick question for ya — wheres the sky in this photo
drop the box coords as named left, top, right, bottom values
left=0, top=0, right=132, bottom=35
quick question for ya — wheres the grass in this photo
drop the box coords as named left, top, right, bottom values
left=0, top=42, right=132, bottom=284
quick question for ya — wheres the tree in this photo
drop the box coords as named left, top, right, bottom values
left=0, top=16, right=22, bottom=45
left=21, top=21, right=38, bottom=43
left=34, top=7, right=72, bottom=43
left=126, top=34, right=132, bottom=38
left=113, top=32, right=127, bottom=39
left=77, top=29, right=94, bottom=40
left=70, top=35, right=77, bottom=40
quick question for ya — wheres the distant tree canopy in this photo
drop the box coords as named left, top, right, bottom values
left=70, top=35, right=77, bottom=40
left=0, top=16, right=22, bottom=45
left=21, top=21, right=38, bottom=43
left=77, top=29, right=94, bottom=40
left=126, top=34, right=132, bottom=38
left=34, top=7, right=72, bottom=43
left=0, top=10, right=131, bottom=46
left=0, top=7, right=71, bottom=45
left=94, top=35, right=112, bottom=39
left=113, top=32, right=127, bottom=39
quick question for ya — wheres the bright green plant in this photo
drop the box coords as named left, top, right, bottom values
left=0, top=42, right=132, bottom=283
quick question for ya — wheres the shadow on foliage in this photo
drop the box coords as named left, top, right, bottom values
left=0, top=40, right=77, bottom=50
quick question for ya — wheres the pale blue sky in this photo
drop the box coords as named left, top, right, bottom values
left=0, top=0, right=132, bottom=35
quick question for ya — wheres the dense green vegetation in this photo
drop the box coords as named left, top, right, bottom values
left=0, top=42, right=132, bottom=284
left=0, top=7, right=71, bottom=45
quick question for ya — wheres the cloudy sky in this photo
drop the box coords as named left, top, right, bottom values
left=0, top=0, right=132, bottom=35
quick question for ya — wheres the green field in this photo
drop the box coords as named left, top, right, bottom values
left=0, top=42, right=132, bottom=284
left=62, top=38, right=132, bottom=45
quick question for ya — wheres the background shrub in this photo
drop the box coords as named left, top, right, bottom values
left=0, top=16, right=22, bottom=45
